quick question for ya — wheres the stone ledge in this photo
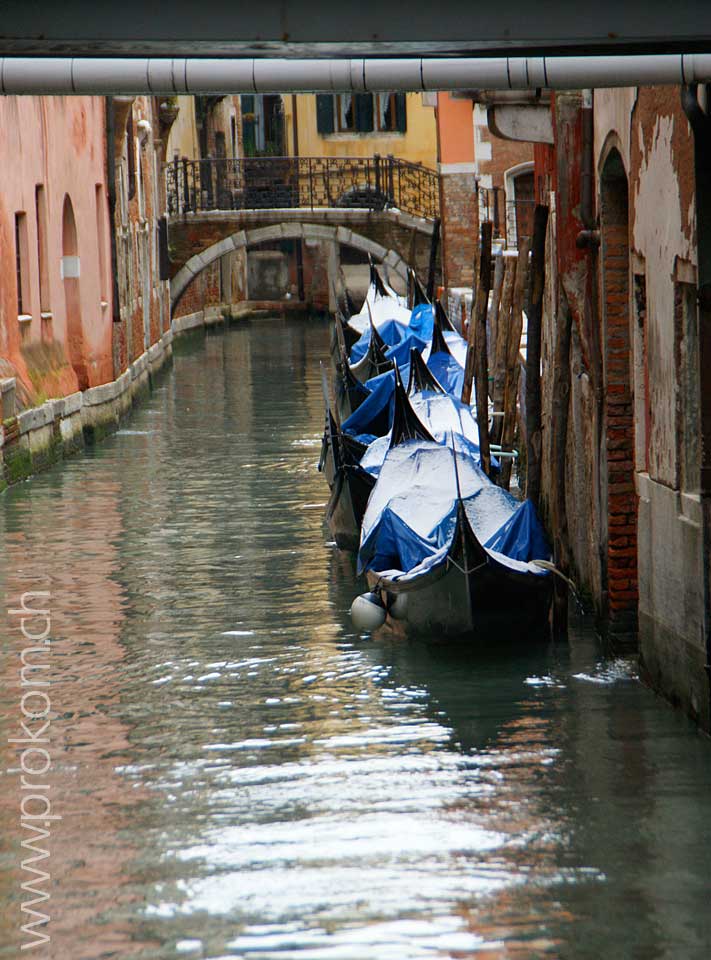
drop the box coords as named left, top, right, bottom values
left=51, top=392, right=83, bottom=419
left=172, top=311, right=205, bottom=333
left=18, top=404, right=55, bottom=434
left=148, top=340, right=165, bottom=364
left=83, top=379, right=122, bottom=407
left=129, top=354, right=149, bottom=380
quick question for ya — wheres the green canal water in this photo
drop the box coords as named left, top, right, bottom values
left=1, top=318, right=710, bottom=959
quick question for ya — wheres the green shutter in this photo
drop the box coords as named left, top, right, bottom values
left=395, top=93, right=407, bottom=133
left=355, top=94, right=374, bottom=133
left=316, top=95, right=335, bottom=134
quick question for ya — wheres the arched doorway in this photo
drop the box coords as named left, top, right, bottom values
left=599, top=148, right=637, bottom=646
left=62, top=195, right=88, bottom=389
left=504, top=161, right=535, bottom=248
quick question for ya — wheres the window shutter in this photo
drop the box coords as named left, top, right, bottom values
left=395, top=93, right=407, bottom=133
left=355, top=94, right=374, bottom=133
left=316, top=95, right=335, bottom=134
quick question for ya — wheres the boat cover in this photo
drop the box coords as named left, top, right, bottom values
left=358, top=439, right=550, bottom=580
left=343, top=348, right=470, bottom=444
left=347, top=294, right=412, bottom=335
left=359, top=393, right=482, bottom=476
left=426, top=349, right=465, bottom=397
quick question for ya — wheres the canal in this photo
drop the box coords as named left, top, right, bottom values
left=1, top=317, right=710, bottom=959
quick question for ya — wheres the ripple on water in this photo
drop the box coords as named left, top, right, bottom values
left=1, top=320, right=710, bottom=960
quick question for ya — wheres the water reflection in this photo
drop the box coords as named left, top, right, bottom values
left=1, top=318, right=710, bottom=959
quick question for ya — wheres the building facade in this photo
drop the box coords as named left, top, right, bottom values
left=527, top=88, right=710, bottom=730
left=0, top=96, right=113, bottom=405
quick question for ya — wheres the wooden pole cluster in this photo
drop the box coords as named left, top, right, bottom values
left=462, top=221, right=493, bottom=476
left=490, top=253, right=514, bottom=447
left=524, top=205, right=550, bottom=509
left=499, top=240, right=531, bottom=490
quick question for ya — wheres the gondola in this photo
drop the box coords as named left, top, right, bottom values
left=318, top=407, right=368, bottom=490
left=345, top=263, right=412, bottom=337
left=353, top=372, right=553, bottom=639
left=320, top=368, right=376, bottom=550
left=330, top=307, right=361, bottom=362
left=348, top=316, right=394, bottom=384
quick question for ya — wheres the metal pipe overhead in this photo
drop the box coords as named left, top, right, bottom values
left=3, top=55, right=711, bottom=95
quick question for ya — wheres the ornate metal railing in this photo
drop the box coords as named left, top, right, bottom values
left=165, top=155, right=440, bottom=221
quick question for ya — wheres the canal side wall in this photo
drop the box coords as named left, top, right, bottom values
left=1, top=301, right=297, bottom=493
left=0, top=330, right=173, bottom=493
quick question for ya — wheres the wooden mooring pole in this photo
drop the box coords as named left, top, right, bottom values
left=426, top=217, right=441, bottom=302
left=499, top=240, right=530, bottom=491
left=491, top=254, right=515, bottom=446
left=462, top=221, right=493, bottom=476
left=524, top=205, right=549, bottom=509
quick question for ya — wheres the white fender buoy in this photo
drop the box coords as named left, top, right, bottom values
left=388, top=592, right=408, bottom=620
left=350, top=592, right=386, bottom=632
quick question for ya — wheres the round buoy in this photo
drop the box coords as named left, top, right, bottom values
left=387, top=592, right=408, bottom=620
left=350, top=592, right=386, bottom=632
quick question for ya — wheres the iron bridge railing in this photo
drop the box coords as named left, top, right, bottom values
left=165, top=155, right=440, bottom=222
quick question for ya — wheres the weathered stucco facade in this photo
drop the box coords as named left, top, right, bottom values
left=0, top=96, right=113, bottom=403
left=110, top=96, right=173, bottom=373
left=536, top=87, right=708, bottom=729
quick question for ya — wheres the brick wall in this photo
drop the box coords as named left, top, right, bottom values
left=174, top=262, right=221, bottom=317
left=440, top=173, right=477, bottom=289
left=601, top=186, right=638, bottom=641
left=477, top=133, right=534, bottom=191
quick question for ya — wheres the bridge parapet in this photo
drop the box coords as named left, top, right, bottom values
left=165, top=155, right=440, bottom=222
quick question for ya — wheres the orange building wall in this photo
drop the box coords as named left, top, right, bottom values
left=437, top=93, right=475, bottom=166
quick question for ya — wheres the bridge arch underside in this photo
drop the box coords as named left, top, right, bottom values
left=169, top=218, right=435, bottom=312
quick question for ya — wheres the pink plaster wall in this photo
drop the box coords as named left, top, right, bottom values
left=0, top=96, right=113, bottom=401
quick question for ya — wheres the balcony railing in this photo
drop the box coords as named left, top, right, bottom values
left=165, top=155, right=440, bottom=222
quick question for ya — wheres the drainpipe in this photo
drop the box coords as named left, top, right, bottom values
left=105, top=98, right=122, bottom=332
left=576, top=89, right=599, bottom=247
left=291, top=93, right=305, bottom=302
left=681, top=83, right=711, bottom=727
left=4, top=55, right=711, bottom=95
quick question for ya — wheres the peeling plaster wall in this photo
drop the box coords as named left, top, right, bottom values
left=113, top=96, right=172, bottom=372
left=592, top=87, right=706, bottom=726
left=633, top=114, right=690, bottom=486
left=594, top=87, right=636, bottom=174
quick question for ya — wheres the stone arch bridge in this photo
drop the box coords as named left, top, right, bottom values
left=165, top=156, right=441, bottom=311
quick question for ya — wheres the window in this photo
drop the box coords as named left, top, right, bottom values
left=35, top=185, right=50, bottom=314
left=15, top=212, right=29, bottom=318
left=126, top=111, right=136, bottom=200
left=335, top=94, right=372, bottom=133
left=316, top=93, right=407, bottom=135
left=95, top=184, right=108, bottom=304
left=376, top=94, right=404, bottom=132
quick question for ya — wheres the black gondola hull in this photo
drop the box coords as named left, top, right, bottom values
left=327, top=466, right=375, bottom=552
left=368, top=555, right=552, bottom=641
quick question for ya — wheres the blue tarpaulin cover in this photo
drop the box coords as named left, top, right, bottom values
left=349, top=304, right=435, bottom=362
left=350, top=319, right=411, bottom=362
left=483, top=497, right=550, bottom=562
left=358, top=440, right=550, bottom=581
left=428, top=349, right=465, bottom=397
